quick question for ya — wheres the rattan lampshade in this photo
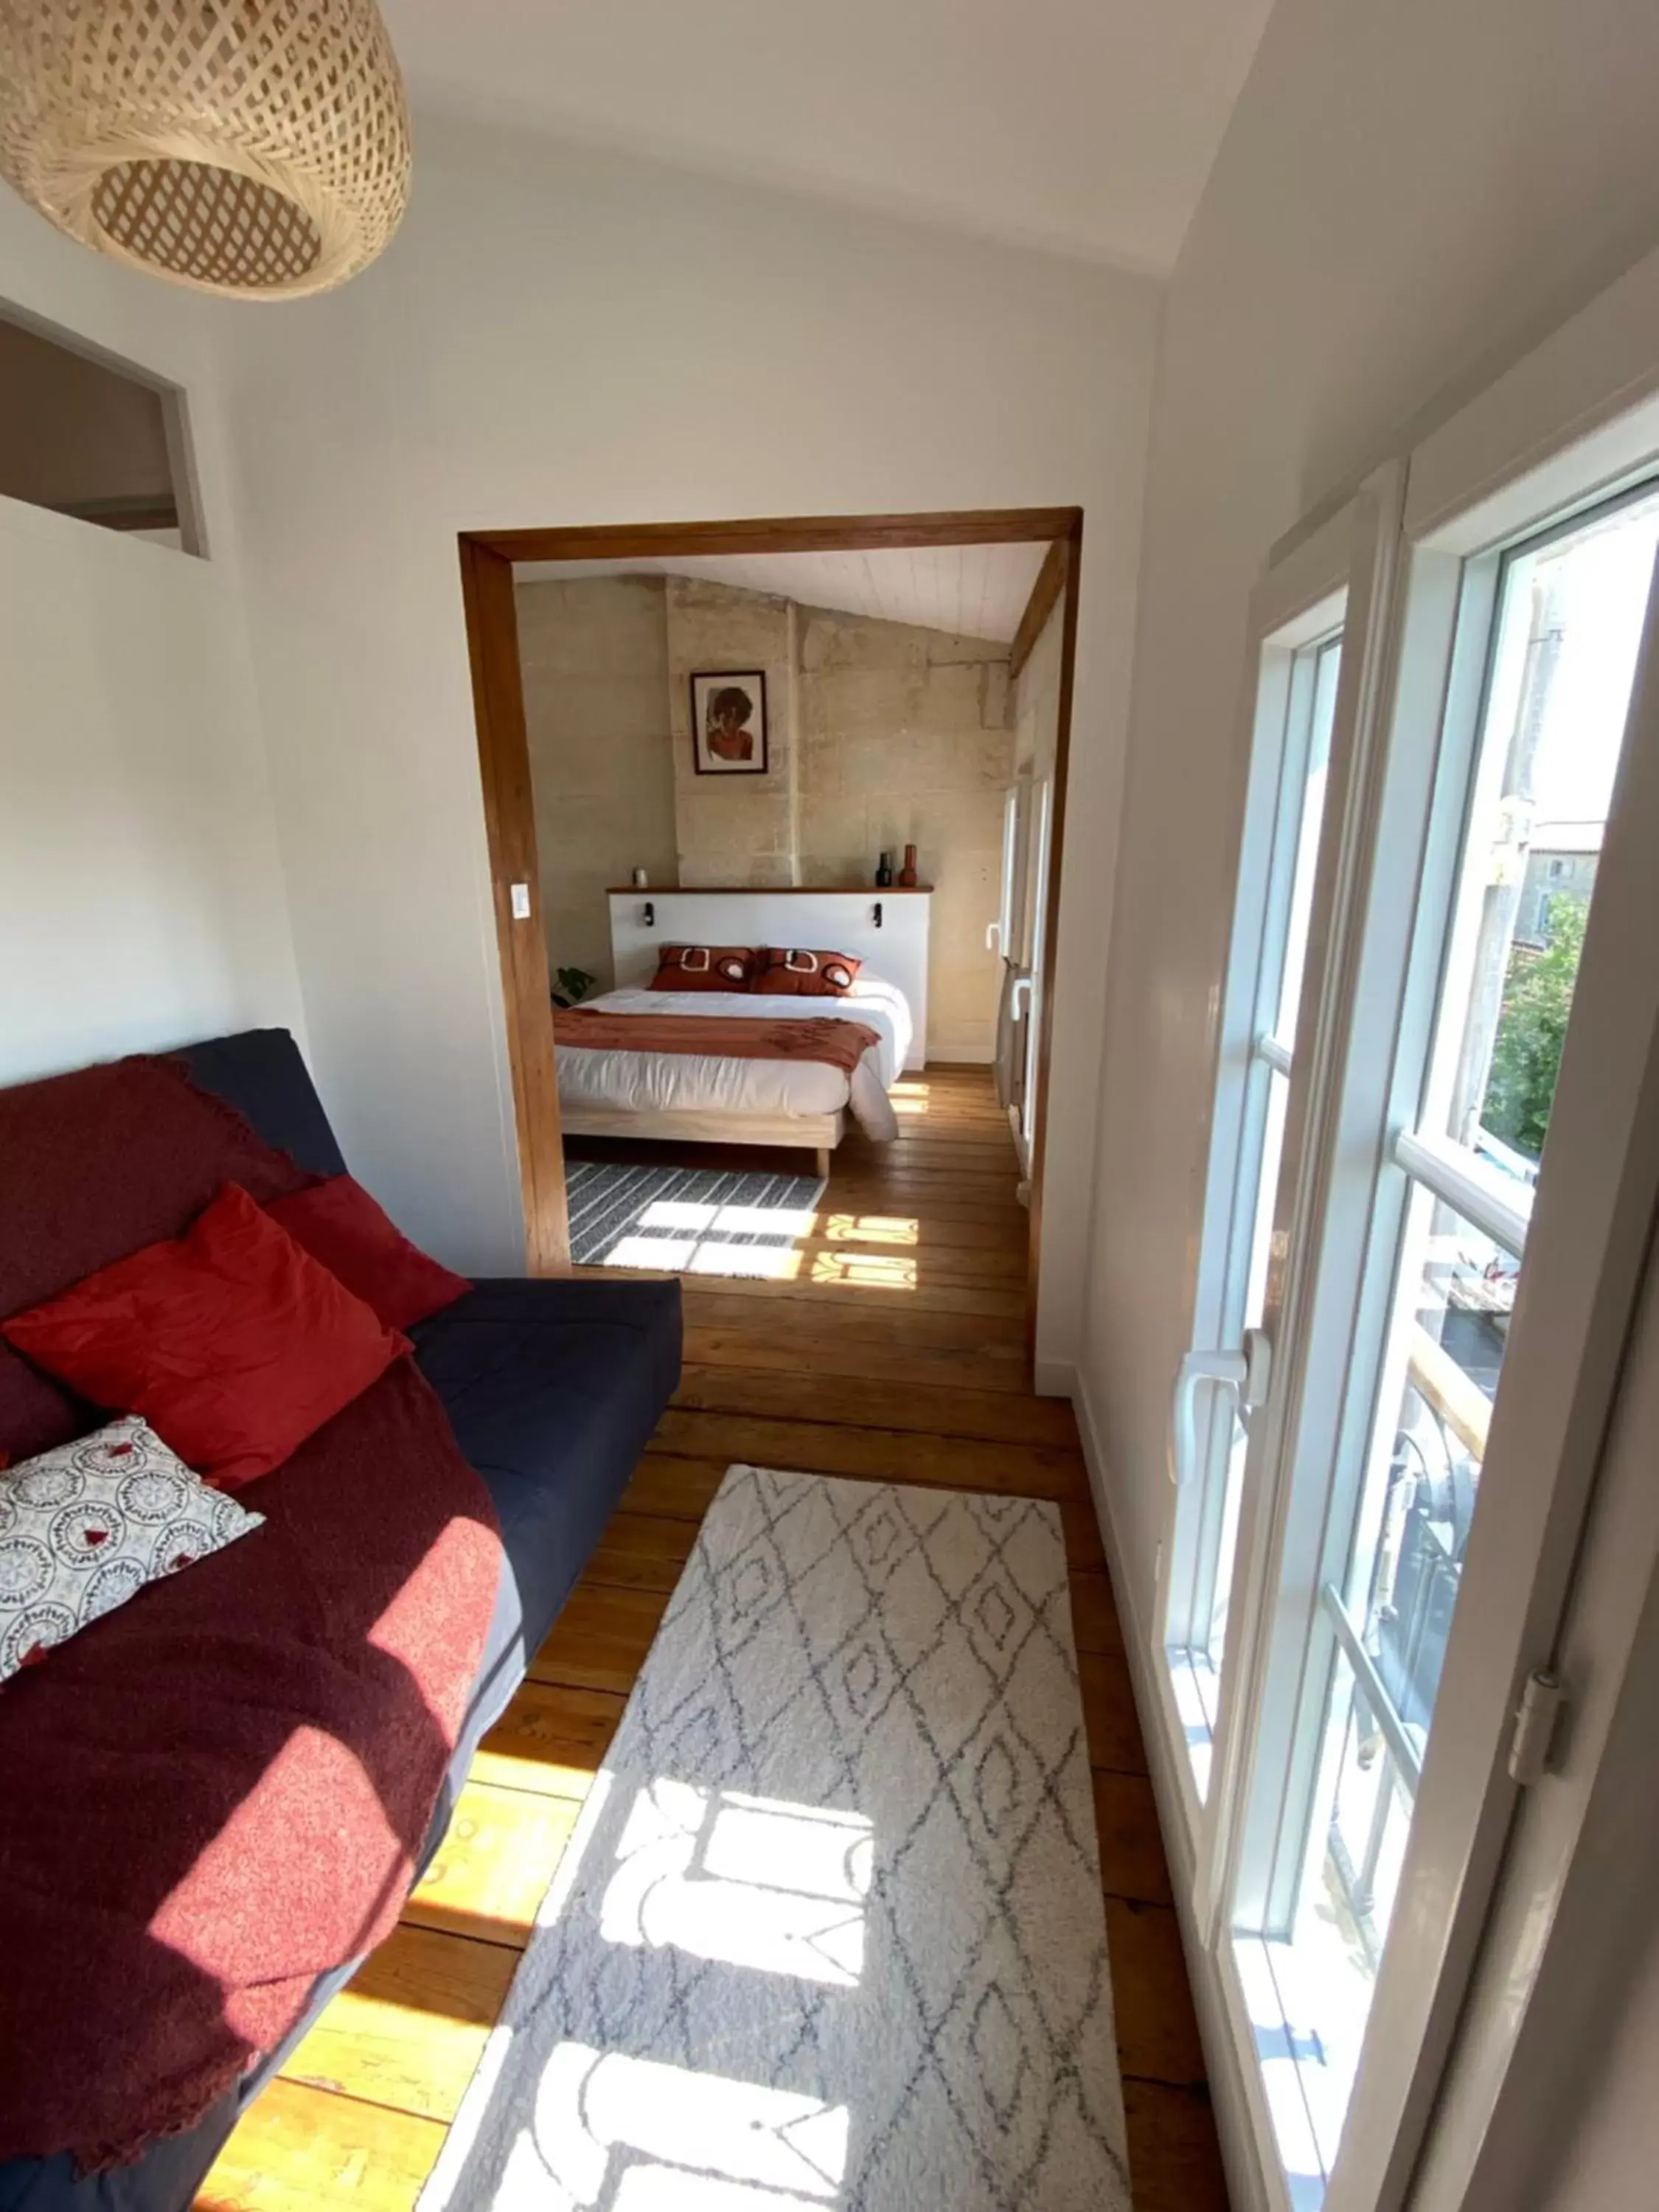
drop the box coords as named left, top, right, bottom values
left=0, top=0, right=411, bottom=299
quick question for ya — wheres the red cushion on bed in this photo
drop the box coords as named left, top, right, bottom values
left=265, top=1175, right=470, bottom=1329
left=650, top=944, right=757, bottom=992
left=752, top=947, right=863, bottom=996
left=1, top=1183, right=410, bottom=1490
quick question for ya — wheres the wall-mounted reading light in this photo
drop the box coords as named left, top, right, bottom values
left=643, top=902, right=655, bottom=928
left=873, top=902, right=884, bottom=929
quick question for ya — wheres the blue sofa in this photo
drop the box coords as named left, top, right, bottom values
left=0, top=1029, right=682, bottom=2211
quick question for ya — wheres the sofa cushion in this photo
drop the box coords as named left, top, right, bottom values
left=0, top=1058, right=314, bottom=1469
left=173, top=1032, right=347, bottom=1179
left=0, top=1417, right=265, bottom=1683
left=265, top=1176, right=470, bottom=1331
left=4, top=1186, right=410, bottom=1492
left=411, top=1275, right=683, bottom=1674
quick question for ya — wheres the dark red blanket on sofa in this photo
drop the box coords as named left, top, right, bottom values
left=0, top=1057, right=503, bottom=2169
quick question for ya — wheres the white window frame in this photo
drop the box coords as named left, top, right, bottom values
left=1319, top=313, right=1659, bottom=2212
left=1156, top=469, right=1404, bottom=1888
left=1206, top=273, right=1659, bottom=2212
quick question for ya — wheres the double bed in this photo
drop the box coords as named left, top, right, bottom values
left=555, top=890, right=929, bottom=1174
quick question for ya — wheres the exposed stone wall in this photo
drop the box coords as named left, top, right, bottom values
left=516, top=574, right=677, bottom=992
left=518, top=574, right=1014, bottom=1054
left=795, top=608, right=1012, bottom=1060
left=665, top=577, right=798, bottom=888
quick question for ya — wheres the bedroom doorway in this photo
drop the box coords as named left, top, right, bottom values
left=456, top=509, right=1082, bottom=1345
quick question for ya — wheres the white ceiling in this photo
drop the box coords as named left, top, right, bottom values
left=383, top=0, right=1273, bottom=273
left=515, top=543, right=1051, bottom=645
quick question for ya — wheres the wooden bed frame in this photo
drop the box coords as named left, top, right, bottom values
left=560, top=1105, right=846, bottom=1182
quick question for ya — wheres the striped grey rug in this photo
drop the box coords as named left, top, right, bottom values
left=566, top=1159, right=826, bottom=1276
left=422, top=1466, right=1130, bottom=2212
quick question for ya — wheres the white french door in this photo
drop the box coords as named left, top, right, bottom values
left=992, top=769, right=1052, bottom=1179
left=1018, top=773, right=1052, bottom=1161
left=1159, top=469, right=1401, bottom=1840
left=1165, top=327, right=1659, bottom=2212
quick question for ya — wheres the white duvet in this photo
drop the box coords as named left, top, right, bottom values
left=556, top=978, right=911, bottom=1141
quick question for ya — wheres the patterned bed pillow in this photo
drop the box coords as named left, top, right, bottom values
left=752, top=947, right=863, bottom=997
left=0, top=1416, right=263, bottom=1683
left=649, top=944, right=757, bottom=992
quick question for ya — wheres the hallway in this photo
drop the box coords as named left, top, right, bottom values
left=198, top=1070, right=1225, bottom=2211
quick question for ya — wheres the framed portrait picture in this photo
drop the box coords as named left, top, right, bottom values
left=690, top=670, right=768, bottom=776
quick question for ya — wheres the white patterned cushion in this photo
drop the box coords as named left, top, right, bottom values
left=0, top=1416, right=264, bottom=1683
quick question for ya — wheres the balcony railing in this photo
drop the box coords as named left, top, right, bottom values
left=1322, top=1327, right=1487, bottom=1961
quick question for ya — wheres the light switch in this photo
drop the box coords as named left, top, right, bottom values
left=510, top=881, right=532, bottom=919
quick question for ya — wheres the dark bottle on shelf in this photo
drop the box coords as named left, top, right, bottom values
left=875, top=850, right=894, bottom=887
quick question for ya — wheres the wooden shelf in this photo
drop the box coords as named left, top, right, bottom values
left=606, top=876, right=938, bottom=885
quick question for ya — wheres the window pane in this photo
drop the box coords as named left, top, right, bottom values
left=1251, top=1194, right=1506, bottom=2176
left=1166, top=625, right=1343, bottom=1802
left=1235, top=481, right=1659, bottom=2194
left=1435, top=490, right=1659, bottom=1175
left=1244, top=1066, right=1290, bottom=1331
left=1335, top=1196, right=1506, bottom=1926
left=1276, top=636, right=1340, bottom=1047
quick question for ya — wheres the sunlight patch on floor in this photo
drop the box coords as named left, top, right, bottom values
left=512, top=2044, right=849, bottom=2208
left=808, top=1251, right=917, bottom=1290
left=822, top=1214, right=919, bottom=1247
left=597, top=1200, right=823, bottom=1279
left=639, top=1200, right=820, bottom=1239
left=599, top=1232, right=700, bottom=1270
left=685, top=1244, right=804, bottom=1281
left=468, top=1744, right=601, bottom=1799
left=600, top=1781, right=872, bottom=1989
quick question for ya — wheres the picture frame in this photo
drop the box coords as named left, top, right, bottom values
left=690, top=669, right=768, bottom=776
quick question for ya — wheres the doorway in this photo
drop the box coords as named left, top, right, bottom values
left=456, top=509, right=1082, bottom=1342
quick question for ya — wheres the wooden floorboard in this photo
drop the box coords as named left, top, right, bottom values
left=468, top=1680, right=623, bottom=1797
left=195, top=1065, right=1227, bottom=2210
left=672, top=1366, right=1082, bottom=1446
left=401, top=1779, right=582, bottom=1949
left=647, top=1411, right=1088, bottom=1497
left=194, top=2080, right=443, bottom=2212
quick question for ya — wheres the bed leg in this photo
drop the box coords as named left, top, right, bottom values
left=815, top=1145, right=832, bottom=1182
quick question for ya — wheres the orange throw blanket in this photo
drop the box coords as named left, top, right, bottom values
left=554, top=1007, right=881, bottom=1078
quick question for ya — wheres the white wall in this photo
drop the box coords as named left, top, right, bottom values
left=0, top=198, right=303, bottom=1089
left=1079, top=0, right=1659, bottom=2202
left=1083, top=0, right=1659, bottom=1639
left=212, top=122, right=1158, bottom=1304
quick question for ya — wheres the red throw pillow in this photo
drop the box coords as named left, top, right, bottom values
left=1, top=1183, right=409, bottom=1490
left=649, top=944, right=757, bottom=992
left=265, top=1175, right=470, bottom=1330
left=752, top=948, right=863, bottom=997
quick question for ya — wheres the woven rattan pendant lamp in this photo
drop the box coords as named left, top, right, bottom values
left=0, top=0, right=411, bottom=299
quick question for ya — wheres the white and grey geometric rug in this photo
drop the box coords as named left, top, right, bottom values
left=566, top=1161, right=826, bottom=1276
left=422, top=1467, right=1130, bottom=2212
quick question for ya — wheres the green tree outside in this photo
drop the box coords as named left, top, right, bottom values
left=1481, top=894, right=1588, bottom=1160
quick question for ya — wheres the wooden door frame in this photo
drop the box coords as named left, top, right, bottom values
left=457, top=506, right=1085, bottom=1338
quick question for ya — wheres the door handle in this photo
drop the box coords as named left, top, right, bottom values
left=1010, top=973, right=1032, bottom=1020
left=1170, top=1329, right=1272, bottom=1488
left=986, top=919, right=1005, bottom=953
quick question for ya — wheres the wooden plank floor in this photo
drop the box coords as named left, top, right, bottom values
left=195, top=1067, right=1228, bottom=2211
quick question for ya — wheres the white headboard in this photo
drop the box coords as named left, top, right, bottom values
left=606, top=888, right=930, bottom=1068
